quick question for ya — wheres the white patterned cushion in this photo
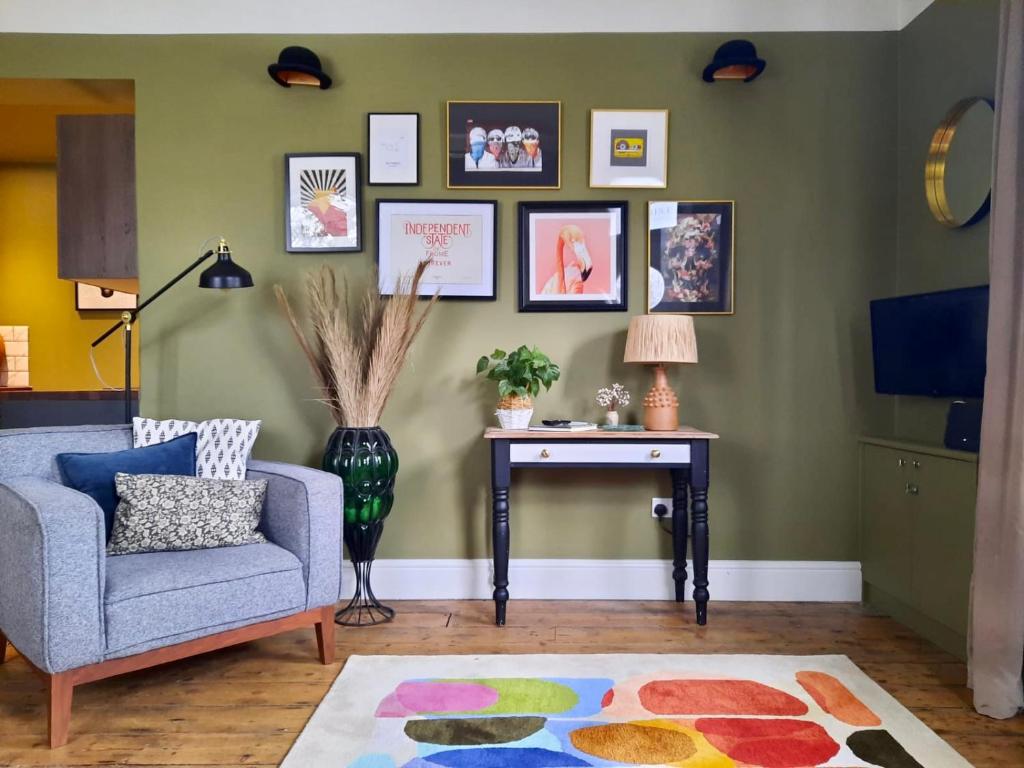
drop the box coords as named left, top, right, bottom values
left=133, top=417, right=261, bottom=480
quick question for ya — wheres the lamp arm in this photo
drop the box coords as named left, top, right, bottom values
left=90, top=250, right=215, bottom=348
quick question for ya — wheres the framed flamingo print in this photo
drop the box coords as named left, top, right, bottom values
left=285, top=153, right=362, bottom=252
left=517, top=201, right=628, bottom=312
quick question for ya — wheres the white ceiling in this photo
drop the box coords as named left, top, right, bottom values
left=0, top=0, right=936, bottom=34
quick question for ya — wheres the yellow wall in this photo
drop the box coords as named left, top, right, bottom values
left=0, top=163, right=140, bottom=390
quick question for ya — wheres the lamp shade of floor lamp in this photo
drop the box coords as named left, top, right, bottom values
left=623, top=314, right=698, bottom=431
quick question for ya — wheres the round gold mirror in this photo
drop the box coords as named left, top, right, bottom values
left=925, top=97, right=994, bottom=228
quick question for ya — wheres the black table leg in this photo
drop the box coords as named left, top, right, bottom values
left=670, top=468, right=690, bottom=603
left=491, top=440, right=511, bottom=626
left=690, top=440, right=711, bottom=625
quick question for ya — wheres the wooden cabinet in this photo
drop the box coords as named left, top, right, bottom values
left=859, top=438, right=977, bottom=656
left=56, top=114, right=137, bottom=289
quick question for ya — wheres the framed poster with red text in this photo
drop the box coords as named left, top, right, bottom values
left=376, top=199, right=497, bottom=300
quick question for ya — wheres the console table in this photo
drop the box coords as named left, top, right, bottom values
left=484, top=426, right=718, bottom=627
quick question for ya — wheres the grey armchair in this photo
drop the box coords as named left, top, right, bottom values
left=0, top=424, right=344, bottom=747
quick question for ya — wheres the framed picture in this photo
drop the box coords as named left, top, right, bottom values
left=376, top=199, right=497, bottom=300
left=518, top=201, right=628, bottom=312
left=648, top=200, right=734, bottom=315
left=75, top=282, right=138, bottom=311
left=447, top=100, right=560, bottom=189
left=590, top=109, right=669, bottom=188
left=285, top=152, right=362, bottom=252
left=368, top=113, right=419, bottom=186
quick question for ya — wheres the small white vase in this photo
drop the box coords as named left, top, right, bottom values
left=605, top=410, right=620, bottom=427
left=496, top=408, right=533, bottom=430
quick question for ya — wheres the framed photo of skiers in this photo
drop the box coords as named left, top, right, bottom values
left=647, top=200, right=734, bottom=315
left=517, top=201, right=628, bottom=313
left=376, top=199, right=497, bottom=300
left=447, top=101, right=561, bottom=189
left=285, top=153, right=362, bottom=252
left=590, top=108, right=669, bottom=188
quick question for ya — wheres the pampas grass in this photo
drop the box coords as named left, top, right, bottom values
left=274, top=261, right=439, bottom=427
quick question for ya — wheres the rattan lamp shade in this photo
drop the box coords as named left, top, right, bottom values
left=623, top=315, right=698, bottom=364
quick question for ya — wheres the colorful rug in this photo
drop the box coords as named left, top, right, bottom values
left=281, top=654, right=972, bottom=768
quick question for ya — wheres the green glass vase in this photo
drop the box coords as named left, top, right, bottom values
left=322, top=426, right=399, bottom=625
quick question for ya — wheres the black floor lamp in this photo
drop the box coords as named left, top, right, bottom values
left=90, top=239, right=254, bottom=423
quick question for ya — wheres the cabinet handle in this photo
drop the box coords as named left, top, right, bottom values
left=651, top=449, right=662, bottom=458
left=897, top=458, right=907, bottom=467
left=905, top=482, right=919, bottom=496
left=540, top=449, right=550, bottom=459
left=912, top=460, right=921, bottom=469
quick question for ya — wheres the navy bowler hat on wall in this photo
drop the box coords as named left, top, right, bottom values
left=268, top=46, right=332, bottom=89
left=702, top=39, right=766, bottom=83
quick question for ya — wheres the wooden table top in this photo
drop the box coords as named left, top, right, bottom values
left=484, top=426, right=719, bottom=440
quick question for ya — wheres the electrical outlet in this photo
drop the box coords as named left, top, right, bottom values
left=651, top=497, right=672, bottom=519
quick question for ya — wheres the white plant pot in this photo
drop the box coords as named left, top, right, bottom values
left=496, top=408, right=533, bottom=430
left=605, top=410, right=620, bottom=427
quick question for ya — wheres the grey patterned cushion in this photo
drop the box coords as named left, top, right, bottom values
left=107, top=473, right=269, bottom=555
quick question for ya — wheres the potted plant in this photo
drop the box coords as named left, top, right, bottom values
left=477, top=346, right=560, bottom=430
left=275, top=261, right=438, bottom=626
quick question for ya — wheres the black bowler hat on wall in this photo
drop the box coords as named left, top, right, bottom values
left=268, top=46, right=333, bottom=89
left=702, top=39, right=766, bottom=83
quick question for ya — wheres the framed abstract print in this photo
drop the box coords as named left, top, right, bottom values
left=376, top=199, right=497, bottom=300
left=518, top=201, right=628, bottom=312
left=285, top=152, right=362, bottom=252
left=368, top=113, right=420, bottom=186
left=447, top=101, right=560, bottom=189
left=648, top=200, right=734, bottom=315
left=589, top=109, right=669, bottom=188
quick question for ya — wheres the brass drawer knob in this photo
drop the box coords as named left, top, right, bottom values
left=540, top=449, right=550, bottom=459
left=912, top=460, right=921, bottom=469
left=651, top=449, right=662, bottom=458
left=897, top=458, right=907, bottom=467
left=905, top=482, right=919, bottom=496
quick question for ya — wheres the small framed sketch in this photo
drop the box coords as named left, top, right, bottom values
left=368, top=113, right=419, bottom=186
left=648, top=200, right=734, bottom=315
left=75, top=283, right=138, bottom=311
left=447, top=100, right=560, bottom=189
left=376, top=199, right=497, bottom=300
left=285, top=152, right=362, bottom=252
left=590, top=109, right=669, bottom=188
left=518, top=201, right=628, bottom=312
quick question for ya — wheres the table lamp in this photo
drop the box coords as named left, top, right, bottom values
left=623, top=314, right=698, bottom=431
left=91, top=239, right=254, bottom=423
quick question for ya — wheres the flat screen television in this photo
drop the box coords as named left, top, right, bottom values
left=870, top=285, right=988, bottom=398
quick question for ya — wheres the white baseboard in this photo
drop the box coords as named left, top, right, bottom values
left=342, top=559, right=862, bottom=602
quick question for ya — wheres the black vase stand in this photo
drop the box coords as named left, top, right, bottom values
left=335, top=520, right=395, bottom=627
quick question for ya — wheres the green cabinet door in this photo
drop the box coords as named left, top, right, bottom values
left=860, top=445, right=915, bottom=604
left=911, top=455, right=977, bottom=635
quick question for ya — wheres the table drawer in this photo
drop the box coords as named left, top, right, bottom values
left=509, top=442, right=690, bottom=465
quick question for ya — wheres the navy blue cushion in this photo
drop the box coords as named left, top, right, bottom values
left=56, top=432, right=198, bottom=539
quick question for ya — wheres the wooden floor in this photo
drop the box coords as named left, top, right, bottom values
left=1, top=601, right=1021, bottom=766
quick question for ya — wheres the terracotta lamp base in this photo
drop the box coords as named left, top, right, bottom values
left=642, top=363, right=679, bottom=431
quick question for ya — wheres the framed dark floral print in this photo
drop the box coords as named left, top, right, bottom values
left=285, top=152, right=362, bottom=252
left=518, top=201, right=628, bottom=312
left=648, top=200, right=734, bottom=315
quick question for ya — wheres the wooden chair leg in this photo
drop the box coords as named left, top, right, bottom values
left=49, top=672, right=74, bottom=748
left=315, top=605, right=335, bottom=665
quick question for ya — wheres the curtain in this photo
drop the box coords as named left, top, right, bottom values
left=970, top=0, right=1024, bottom=720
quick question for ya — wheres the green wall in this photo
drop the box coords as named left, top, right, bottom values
left=894, top=0, right=999, bottom=443
left=0, top=31, right=899, bottom=561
